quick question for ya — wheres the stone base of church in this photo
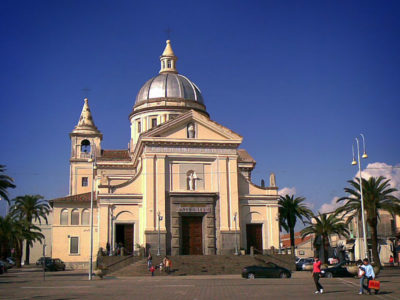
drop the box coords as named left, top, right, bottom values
left=218, top=231, right=240, bottom=255
left=145, top=231, right=167, bottom=256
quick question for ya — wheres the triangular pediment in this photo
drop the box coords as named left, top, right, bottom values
left=142, top=110, right=243, bottom=142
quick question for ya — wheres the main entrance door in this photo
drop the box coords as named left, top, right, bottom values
left=182, top=216, right=203, bottom=255
left=246, top=224, right=263, bottom=253
left=115, top=223, right=134, bottom=254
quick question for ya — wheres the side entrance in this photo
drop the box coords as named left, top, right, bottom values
left=115, top=223, right=134, bottom=254
left=246, top=224, right=263, bottom=253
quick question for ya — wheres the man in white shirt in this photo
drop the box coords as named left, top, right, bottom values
left=359, top=258, right=375, bottom=295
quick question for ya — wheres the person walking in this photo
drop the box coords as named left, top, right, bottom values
left=150, top=265, right=155, bottom=276
left=165, top=257, right=171, bottom=274
left=312, top=256, right=324, bottom=294
left=147, top=253, right=152, bottom=270
left=359, top=258, right=375, bottom=295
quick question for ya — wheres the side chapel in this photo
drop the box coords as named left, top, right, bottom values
left=50, top=40, right=280, bottom=266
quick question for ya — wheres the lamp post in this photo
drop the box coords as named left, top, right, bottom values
left=351, top=134, right=368, bottom=259
left=234, top=212, right=239, bottom=255
left=88, top=149, right=97, bottom=280
left=157, top=211, right=163, bottom=256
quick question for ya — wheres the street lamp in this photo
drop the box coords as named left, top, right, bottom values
left=157, top=211, right=163, bottom=256
left=88, top=149, right=97, bottom=280
left=234, top=212, right=239, bottom=255
left=351, top=134, right=368, bottom=259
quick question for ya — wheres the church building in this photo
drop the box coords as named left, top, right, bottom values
left=50, top=40, right=280, bottom=267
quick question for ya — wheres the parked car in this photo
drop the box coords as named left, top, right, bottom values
left=295, top=258, right=314, bottom=271
left=36, top=257, right=52, bottom=266
left=0, top=260, right=12, bottom=270
left=321, top=261, right=353, bottom=278
left=45, top=258, right=66, bottom=271
left=242, top=262, right=291, bottom=279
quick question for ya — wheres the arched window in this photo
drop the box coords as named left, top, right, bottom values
left=60, top=209, right=68, bottom=225
left=81, top=139, right=91, bottom=153
left=81, top=209, right=90, bottom=225
left=187, top=170, right=197, bottom=191
left=71, top=209, right=79, bottom=225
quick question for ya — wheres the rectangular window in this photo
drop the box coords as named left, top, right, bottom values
left=137, top=121, right=141, bottom=133
left=81, top=177, right=88, bottom=187
left=151, top=118, right=157, bottom=128
left=299, top=250, right=305, bottom=255
left=70, top=237, right=79, bottom=254
left=167, top=60, right=171, bottom=68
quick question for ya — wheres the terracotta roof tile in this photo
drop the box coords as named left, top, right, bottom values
left=50, top=192, right=96, bottom=203
left=98, top=150, right=130, bottom=161
left=280, top=232, right=313, bottom=248
left=237, top=149, right=256, bottom=163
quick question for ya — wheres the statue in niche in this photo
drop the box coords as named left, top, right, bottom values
left=187, top=171, right=198, bottom=191
left=270, top=173, right=276, bottom=187
left=187, top=123, right=195, bottom=138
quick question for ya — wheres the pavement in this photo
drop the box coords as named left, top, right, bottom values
left=1, top=267, right=399, bottom=300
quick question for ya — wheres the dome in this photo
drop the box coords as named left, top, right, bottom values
left=135, top=73, right=204, bottom=105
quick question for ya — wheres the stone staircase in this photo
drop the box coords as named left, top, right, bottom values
left=110, top=254, right=294, bottom=277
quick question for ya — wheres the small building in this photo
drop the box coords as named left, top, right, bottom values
left=280, top=232, right=314, bottom=258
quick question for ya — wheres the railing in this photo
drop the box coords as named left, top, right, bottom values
left=79, top=152, right=91, bottom=159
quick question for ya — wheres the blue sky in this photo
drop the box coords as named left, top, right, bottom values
left=1, top=0, right=399, bottom=218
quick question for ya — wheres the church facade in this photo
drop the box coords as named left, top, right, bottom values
left=51, top=41, right=280, bottom=266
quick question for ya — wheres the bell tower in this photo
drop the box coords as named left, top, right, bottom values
left=69, top=98, right=102, bottom=195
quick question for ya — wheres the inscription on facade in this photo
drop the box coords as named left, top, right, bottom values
left=177, top=204, right=212, bottom=213
left=145, top=146, right=236, bottom=155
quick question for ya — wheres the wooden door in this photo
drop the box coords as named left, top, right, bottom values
left=124, top=224, right=134, bottom=254
left=246, top=224, right=263, bottom=253
left=182, top=216, right=203, bottom=255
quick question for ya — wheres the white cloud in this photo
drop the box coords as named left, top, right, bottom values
left=319, top=162, right=400, bottom=213
left=320, top=196, right=341, bottom=213
left=278, top=187, right=296, bottom=196
left=359, top=162, right=400, bottom=197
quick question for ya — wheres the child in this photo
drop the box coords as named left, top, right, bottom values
left=150, top=265, right=155, bottom=276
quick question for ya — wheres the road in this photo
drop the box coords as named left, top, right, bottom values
left=1, top=267, right=399, bottom=300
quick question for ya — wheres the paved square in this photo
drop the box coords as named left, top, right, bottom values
left=1, top=268, right=399, bottom=300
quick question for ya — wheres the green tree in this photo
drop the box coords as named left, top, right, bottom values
left=278, top=195, right=313, bottom=255
left=10, top=195, right=50, bottom=265
left=0, top=165, right=16, bottom=204
left=301, top=212, right=350, bottom=263
left=0, top=215, right=44, bottom=267
left=336, top=176, right=400, bottom=268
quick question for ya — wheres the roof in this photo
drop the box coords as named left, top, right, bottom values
left=98, top=150, right=131, bottom=161
left=237, top=149, right=256, bottom=163
left=50, top=192, right=96, bottom=203
left=135, top=73, right=204, bottom=105
left=280, top=232, right=313, bottom=248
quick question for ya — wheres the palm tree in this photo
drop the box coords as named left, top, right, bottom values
left=336, top=176, right=400, bottom=268
left=0, top=215, right=14, bottom=259
left=10, top=195, right=50, bottom=265
left=0, top=165, right=16, bottom=204
left=0, top=215, right=44, bottom=267
left=279, top=195, right=313, bottom=255
left=301, top=212, right=350, bottom=263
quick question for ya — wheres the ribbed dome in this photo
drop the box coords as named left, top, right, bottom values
left=135, top=73, right=204, bottom=105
